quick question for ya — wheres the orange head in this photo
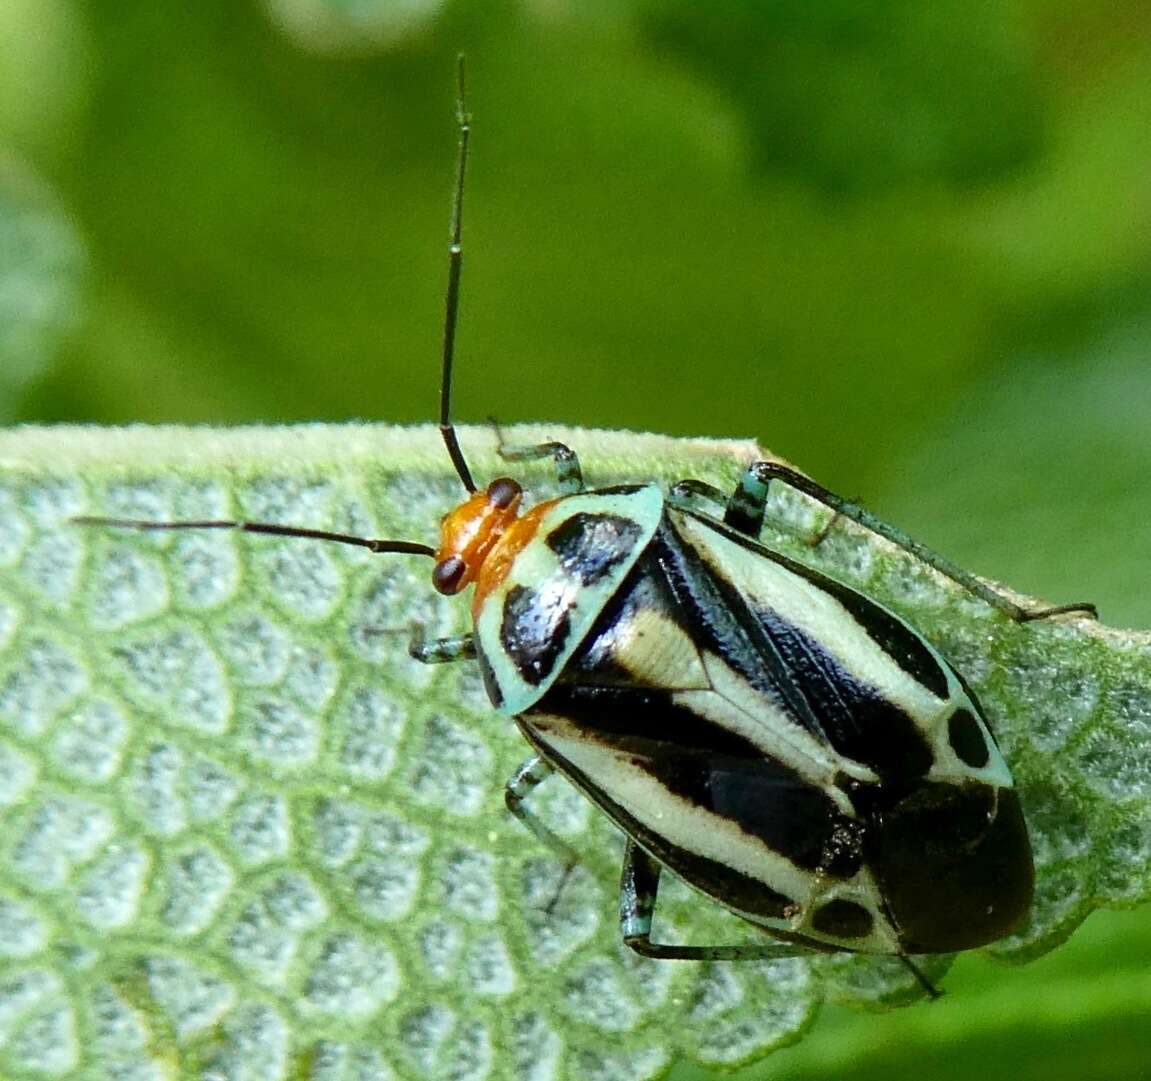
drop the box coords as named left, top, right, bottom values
left=433, top=477, right=524, bottom=595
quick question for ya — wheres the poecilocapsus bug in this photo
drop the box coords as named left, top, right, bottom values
left=75, top=58, right=1098, bottom=998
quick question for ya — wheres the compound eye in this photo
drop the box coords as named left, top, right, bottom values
left=486, top=477, right=522, bottom=509
left=432, top=556, right=467, bottom=595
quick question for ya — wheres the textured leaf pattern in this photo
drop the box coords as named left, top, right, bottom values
left=0, top=424, right=1148, bottom=1080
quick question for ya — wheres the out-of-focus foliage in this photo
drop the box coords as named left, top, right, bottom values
left=7, top=0, right=1150, bottom=495
left=643, top=0, right=1046, bottom=194
left=262, top=0, right=449, bottom=54
left=2, top=0, right=1150, bottom=1078
left=0, top=163, right=84, bottom=422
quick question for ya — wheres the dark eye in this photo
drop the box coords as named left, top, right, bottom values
left=433, top=556, right=467, bottom=595
left=487, top=477, right=521, bottom=509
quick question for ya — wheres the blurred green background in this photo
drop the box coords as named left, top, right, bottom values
left=2, top=0, right=1150, bottom=1076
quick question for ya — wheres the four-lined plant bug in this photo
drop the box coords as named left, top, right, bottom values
left=74, top=57, right=1098, bottom=998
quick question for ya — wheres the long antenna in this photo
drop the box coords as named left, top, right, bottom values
left=439, top=54, right=476, bottom=493
left=71, top=517, right=436, bottom=558
left=74, top=65, right=479, bottom=556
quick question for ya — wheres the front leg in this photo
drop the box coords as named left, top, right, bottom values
left=408, top=632, right=476, bottom=665
left=495, top=438, right=585, bottom=495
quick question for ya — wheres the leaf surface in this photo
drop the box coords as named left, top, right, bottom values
left=0, top=423, right=1148, bottom=1079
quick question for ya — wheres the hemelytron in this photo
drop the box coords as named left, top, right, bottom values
left=76, top=59, right=1098, bottom=998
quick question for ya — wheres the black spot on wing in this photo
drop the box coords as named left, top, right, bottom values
left=545, top=512, right=642, bottom=586
left=952, top=668, right=1001, bottom=749
left=501, top=584, right=572, bottom=687
left=811, top=899, right=874, bottom=939
left=948, top=707, right=990, bottom=768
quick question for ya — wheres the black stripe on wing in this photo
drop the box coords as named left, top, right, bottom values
left=749, top=606, right=934, bottom=780
left=650, top=522, right=831, bottom=739
left=533, top=684, right=865, bottom=879
left=518, top=711, right=799, bottom=923
left=655, top=518, right=933, bottom=781
left=678, top=509, right=953, bottom=702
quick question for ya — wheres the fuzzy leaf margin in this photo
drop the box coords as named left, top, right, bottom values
left=0, top=422, right=1147, bottom=1080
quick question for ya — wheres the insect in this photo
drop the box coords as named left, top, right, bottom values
left=76, top=59, right=1097, bottom=997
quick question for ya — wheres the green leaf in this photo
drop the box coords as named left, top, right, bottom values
left=0, top=424, right=1148, bottom=1079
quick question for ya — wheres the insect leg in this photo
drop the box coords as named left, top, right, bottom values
left=505, top=756, right=582, bottom=867
left=667, top=478, right=730, bottom=518
left=739, top=461, right=1097, bottom=622
left=672, top=476, right=835, bottom=546
left=720, top=463, right=774, bottom=537
left=408, top=632, right=475, bottom=664
left=899, top=954, right=942, bottom=1000
left=495, top=439, right=585, bottom=495
left=619, top=840, right=808, bottom=962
